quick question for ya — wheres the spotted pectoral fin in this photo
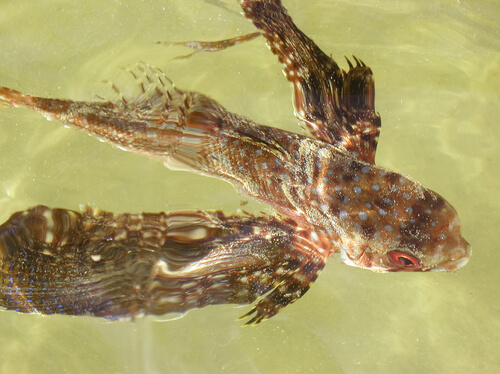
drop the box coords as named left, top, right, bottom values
left=0, top=205, right=328, bottom=323
left=239, top=0, right=381, bottom=164
left=239, top=230, right=330, bottom=325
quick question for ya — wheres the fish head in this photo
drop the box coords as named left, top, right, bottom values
left=338, top=175, right=471, bottom=273
left=385, top=190, right=471, bottom=272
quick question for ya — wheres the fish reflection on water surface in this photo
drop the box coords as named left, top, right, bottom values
left=0, top=0, right=470, bottom=325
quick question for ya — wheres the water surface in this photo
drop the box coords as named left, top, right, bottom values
left=0, top=0, right=498, bottom=373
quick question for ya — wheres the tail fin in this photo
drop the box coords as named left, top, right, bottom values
left=0, top=65, right=238, bottom=175
left=0, top=87, right=33, bottom=108
left=0, top=64, right=299, bottom=203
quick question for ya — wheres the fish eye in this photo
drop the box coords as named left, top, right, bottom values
left=388, top=250, right=421, bottom=269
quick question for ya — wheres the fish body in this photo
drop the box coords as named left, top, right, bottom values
left=0, top=0, right=470, bottom=324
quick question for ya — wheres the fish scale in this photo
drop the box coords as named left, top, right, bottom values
left=0, top=0, right=470, bottom=324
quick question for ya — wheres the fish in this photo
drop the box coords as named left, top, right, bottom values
left=0, top=0, right=471, bottom=325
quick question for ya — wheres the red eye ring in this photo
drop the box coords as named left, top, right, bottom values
left=388, top=251, right=421, bottom=269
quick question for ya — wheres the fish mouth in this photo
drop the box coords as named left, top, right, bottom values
left=430, top=255, right=470, bottom=271
left=431, top=238, right=472, bottom=272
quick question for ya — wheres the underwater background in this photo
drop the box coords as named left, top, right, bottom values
left=0, top=0, right=498, bottom=373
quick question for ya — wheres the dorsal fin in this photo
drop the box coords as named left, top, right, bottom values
left=240, top=0, right=381, bottom=164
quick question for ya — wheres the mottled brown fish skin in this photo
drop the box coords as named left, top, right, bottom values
left=0, top=73, right=471, bottom=274
left=0, top=0, right=470, bottom=324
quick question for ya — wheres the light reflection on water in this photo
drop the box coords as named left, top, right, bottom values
left=0, top=0, right=498, bottom=373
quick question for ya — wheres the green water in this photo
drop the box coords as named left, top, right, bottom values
left=0, top=0, right=498, bottom=373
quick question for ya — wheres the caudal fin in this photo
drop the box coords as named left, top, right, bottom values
left=0, top=65, right=236, bottom=176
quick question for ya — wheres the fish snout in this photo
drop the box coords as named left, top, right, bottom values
left=431, top=236, right=471, bottom=271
